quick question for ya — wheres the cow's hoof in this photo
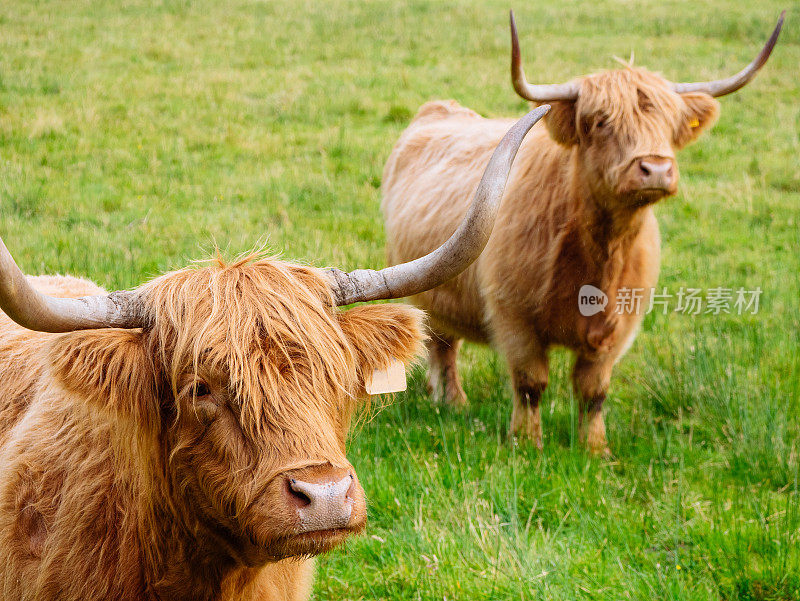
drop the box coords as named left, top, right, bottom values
left=509, top=414, right=543, bottom=449
left=508, top=429, right=544, bottom=450
left=587, top=444, right=612, bottom=459
left=427, top=384, right=468, bottom=408
left=426, top=370, right=467, bottom=407
left=445, top=389, right=469, bottom=409
left=530, top=435, right=544, bottom=451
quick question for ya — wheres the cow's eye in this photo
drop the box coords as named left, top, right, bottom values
left=595, top=119, right=605, bottom=129
left=192, top=381, right=211, bottom=398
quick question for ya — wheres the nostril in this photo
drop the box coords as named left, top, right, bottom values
left=639, top=162, right=651, bottom=176
left=287, top=478, right=312, bottom=507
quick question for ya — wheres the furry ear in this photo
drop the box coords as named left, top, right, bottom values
left=543, top=100, right=578, bottom=146
left=336, top=304, right=426, bottom=395
left=48, top=330, right=160, bottom=431
left=675, top=93, right=720, bottom=148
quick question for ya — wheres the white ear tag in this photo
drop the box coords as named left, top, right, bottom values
left=365, top=358, right=407, bottom=395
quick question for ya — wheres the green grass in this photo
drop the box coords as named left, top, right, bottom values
left=1, top=1, right=799, bottom=599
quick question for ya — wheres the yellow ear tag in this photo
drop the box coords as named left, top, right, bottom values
left=365, top=358, right=407, bottom=395
left=689, top=118, right=700, bottom=128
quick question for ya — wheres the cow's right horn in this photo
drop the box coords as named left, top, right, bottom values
left=0, top=237, right=145, bottom=332
left=510, top=11, right=579, bottom=102
left=326, top=104, right=550, bottom=306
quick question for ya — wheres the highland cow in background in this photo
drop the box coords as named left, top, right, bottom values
left=382, top=11, right=783, bottom=455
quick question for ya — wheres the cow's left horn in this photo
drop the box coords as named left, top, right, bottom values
left=0, top=237, right=145, bottom=332
left=671, top=11, right=785, bottom=97
left=326, top=104, right=550, bottom=306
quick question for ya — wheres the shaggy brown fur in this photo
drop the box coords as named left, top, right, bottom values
left=0, top=257, right=424, bottom=601
left=382, top=67, right=720, bottom=455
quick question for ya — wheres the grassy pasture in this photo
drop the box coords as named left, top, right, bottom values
left=1, top=0, right=799, bottom=599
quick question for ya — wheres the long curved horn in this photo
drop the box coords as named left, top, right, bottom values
left=672, top=11, right=784, bottom=97
left=0, top=237, right=144, bottom=332
left=327, top=104, right=550, bottom=306
left=510, top=10, right=579, bottom=102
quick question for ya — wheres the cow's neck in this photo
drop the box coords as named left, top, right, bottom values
left=131, top=439, right=245, bottom=601
left=570, top=170, right=651, bottom=293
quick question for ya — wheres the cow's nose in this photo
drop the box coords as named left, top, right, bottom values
left=637, top=157, right=675, bottom=190
left=286, top=471, right=357, bottom=533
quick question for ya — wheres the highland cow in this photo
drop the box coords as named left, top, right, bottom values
left=381, top=11, right=783, bottom=455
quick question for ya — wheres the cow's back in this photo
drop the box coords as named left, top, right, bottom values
left=382, top=100, right=515, bottom=235
left=381, top=100, right=550, bottom=341
left=0, top=275, right=106, bottom=447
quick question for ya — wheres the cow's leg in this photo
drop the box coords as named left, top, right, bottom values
left=508, top=354, right=549, bottom=449
left=490, top=314, right=549, bottom=446
left=426, top=334, right=467, bottom=407
left=572, top=353, right=615, bottom=457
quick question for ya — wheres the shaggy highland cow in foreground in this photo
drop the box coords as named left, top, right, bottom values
left=382, top=11, right=783, bottom=455
left=0, top=108, right=548, bottom=601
